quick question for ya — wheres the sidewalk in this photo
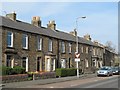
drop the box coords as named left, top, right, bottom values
left=2, top=73, right=97, bottom=88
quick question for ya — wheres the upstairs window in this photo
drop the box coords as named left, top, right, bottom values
left=81, top=46, right=84, bottom=53
left=68, top=43, right=72, bottom=53
left=86, top=47, right=88, bottom=53
left=93, top=48, right=96, bottom=55
left=7, top=32, right=13, bottom=47
left=37, top=37, right=42, bottom=50
left=61, top=41, right=65, bottom=53
left=22, top=34, right=28, bottom=49
left=48, top=39, right=52, bottom=52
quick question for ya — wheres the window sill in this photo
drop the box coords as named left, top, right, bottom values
left=22, top=48, right=29, bottom=51
left=37, top=50, right=42, bottom=52
left=7, top=47, right=15, bottom=49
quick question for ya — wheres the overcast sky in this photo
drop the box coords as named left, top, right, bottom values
left=1, top=1, right=118, bottom=51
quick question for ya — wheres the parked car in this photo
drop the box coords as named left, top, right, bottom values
left=97, top=66, right=113, bottom=77
left=112, top=67, right=120, bottom=75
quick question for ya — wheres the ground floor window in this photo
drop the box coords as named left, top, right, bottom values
left=85, top=59, right=89, bottom=68
left=46, top=58, right=50, bottom=71
left=6, top=55, right=14, bottom=68
left=92, top=59, right=96, bottom=67
left=61, top=59, right=66, bottom=68
left=22, top=57, right=28, bottom=72
left=45, top=58, right=55, bottom=71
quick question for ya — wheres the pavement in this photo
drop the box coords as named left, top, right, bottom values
left=2, top=73, right=97, bottom=88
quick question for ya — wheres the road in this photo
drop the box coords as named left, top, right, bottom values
left=23, top=75, right=119, bottom=88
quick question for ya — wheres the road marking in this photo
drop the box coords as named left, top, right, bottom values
left=50, top=86, right=54, bottom=88
left=70, top=84, right=78, bottom=87
left=94, top=80, right=98, bottom=81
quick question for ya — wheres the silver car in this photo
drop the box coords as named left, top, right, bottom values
left=97, top=66, right=113, bottom=77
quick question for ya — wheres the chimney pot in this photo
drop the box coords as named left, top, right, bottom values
left=6, top=12, right=16, bottom=21
left=69, top=29, right=77, bottom=36
left=31, top=16, right=41, bottom=27
left=47, top=20, right=56, bottom=30
left=84, top=34, right=91, bottom=41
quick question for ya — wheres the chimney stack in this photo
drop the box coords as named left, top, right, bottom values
left=69, top=29, right=77, bottom=36
left=6, top=11, right=16, bottom=21
left=93, top=40, right=99, bottom=45
left=84, top=34, right=91, bottom=41
left=31, top=16, right=41, bottom=27
left=47, top=20, right=56, bottom=30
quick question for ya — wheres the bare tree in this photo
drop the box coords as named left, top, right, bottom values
left=105, top=41, right=116, bottom=52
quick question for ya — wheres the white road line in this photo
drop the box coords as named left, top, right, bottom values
left=94, top=80, right=98, bottom=81
left=49, top=86, right=54, bottom=88
left=70, top=84, right=78, bottom=87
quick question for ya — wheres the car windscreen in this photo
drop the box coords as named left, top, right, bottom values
left=100, top=68, right=109, bottom=70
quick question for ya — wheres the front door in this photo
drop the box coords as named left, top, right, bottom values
left=37, top=57, right=41, bottom=72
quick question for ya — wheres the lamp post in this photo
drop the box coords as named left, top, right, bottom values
left=75, top=16, right=86, bottom=78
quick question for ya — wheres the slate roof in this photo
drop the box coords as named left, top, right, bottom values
left=0, top=16, right=98, bottom=46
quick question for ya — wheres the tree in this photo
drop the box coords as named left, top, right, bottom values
left=105, top=41, right=116, bottom=52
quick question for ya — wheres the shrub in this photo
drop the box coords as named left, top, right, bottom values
left=13, top=66, right=26, bottom=74
left=2, top=66, right=25, bottom=75
left=56, top=68, right=80, bottom=77
left=67, top=68, right=76, bottom=76
left=2, top=66, right=13, bottom=75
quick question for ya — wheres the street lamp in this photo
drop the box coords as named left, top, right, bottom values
left=75, top=16, right=86, bottom=78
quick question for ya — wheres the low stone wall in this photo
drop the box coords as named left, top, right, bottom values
left=33, top=72, right=56, bottom=80
left=1, top=74, right=28, bottom=83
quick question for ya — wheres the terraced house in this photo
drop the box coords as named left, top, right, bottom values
left=0, top=12, right=116, bottom=73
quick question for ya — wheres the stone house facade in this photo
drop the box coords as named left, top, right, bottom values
left=0, top=12, right=116, bottom=73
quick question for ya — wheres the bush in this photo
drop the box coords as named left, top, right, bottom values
left=2, top=66, right=25, bottom=75
left=12, top=66, right=26, bottom=74
left=56, top=68, right=80, bottom=77
left=2, top=66, right=13, bottom=75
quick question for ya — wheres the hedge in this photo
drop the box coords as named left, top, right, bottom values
left=56, top=68, right=82, bottom=77
left=1, top=66, right=26, bottom=75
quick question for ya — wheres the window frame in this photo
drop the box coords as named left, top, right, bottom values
left=68, top=43, right=72, bottom=53
left=7, top=31, right=13, bottom=47
left=48, top=39, right=53, bottom=52
left=61, top=41, right=65, bottom=53
left=37, top=36, right=42, bottom=51
left=22, top=34, right=28, bottom=49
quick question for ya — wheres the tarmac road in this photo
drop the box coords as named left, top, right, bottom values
left=22, top=75, right=119, bottom=88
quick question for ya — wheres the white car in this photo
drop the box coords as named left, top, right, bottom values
left=97, top=66, right=113, bottom=77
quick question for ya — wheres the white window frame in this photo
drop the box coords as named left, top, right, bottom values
left=68, top=43, right=72, bottom=53
left=61, top=41, right=65, bottom=53
left=22, top=34, right=28, bottom=49
left=7, top=32, right=13, bottom=47
left=37, top=37, right=42, bottom=50
left=86, top=47, right=88, bottom=54
left=61, top=59, right=66, bottom=68
left=93, top=48, right=96, bottom=55
left=85, top=59, right=89, bottom=68
left=48, top=39, right=52, bottom=52
left=22, top=57, right=28, bottom=72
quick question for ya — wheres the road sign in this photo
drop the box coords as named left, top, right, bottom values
left=75, top=58, right=80, bottom=62
left=75, top=52, right=80, bottom=58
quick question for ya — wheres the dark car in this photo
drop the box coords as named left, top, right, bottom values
left=112, top=67, right=120, bottom=75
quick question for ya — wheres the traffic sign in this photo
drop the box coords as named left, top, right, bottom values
left=75, top=52, right=80, bottom=58
left=75, top=58, right=80, bottom=62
